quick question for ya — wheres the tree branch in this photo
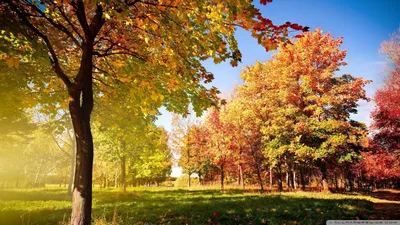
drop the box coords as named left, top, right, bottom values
left=24, top=1, right=82, bottom=47
left=7, top=1, right=72, bottom=88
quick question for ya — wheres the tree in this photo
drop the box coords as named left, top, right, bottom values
left=239, top=29, right=370, bottom=191
left=205, top=106, right=235, bottom=191
left=1, top=1, right=306, bottom=223
left=223, top=89, right=265, bottom=191
left=363, top=27, right=400, bottom=189
left=171, top=113, right=196, bottom=187
left=371, top=27, right=400, bottom=158
left=358, top=146, right=400, bottom=188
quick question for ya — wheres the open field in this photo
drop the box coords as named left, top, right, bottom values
left=0, top=187, right=399, bottom=225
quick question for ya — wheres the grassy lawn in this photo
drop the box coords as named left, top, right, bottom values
left=0, top=187, right=391, bottom=225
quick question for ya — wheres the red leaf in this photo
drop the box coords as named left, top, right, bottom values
left=260, top=0, right=273, bottom=5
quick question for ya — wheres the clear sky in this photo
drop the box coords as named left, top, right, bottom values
left=154, top=0, right=400, bottom=177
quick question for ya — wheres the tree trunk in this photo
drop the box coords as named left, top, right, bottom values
left=220, top=164, right=225, bottom=191
left=300, top=166, right=306, bottom=191
left=120, top=155, right=126, bottom=192
left=198, top=172, right=202, bottom=186
left=292, top=171, right=296, bottom=190
left=319, top=161, right=329, bottom=192
left=70, top=44, right=95, bottom=225
left=334, top=173, right=339, bottom=190
left=239, top=164, right=245, bottom=189
left=114, top=171, right=118, bottom=188
left=187, top=169, right=191, bottom=188
left=269, top=166, right=273, bottom=190
left=255, top=162, right=264, bottom=192
left=237, top=164, right=241, bottom=186
left=286, top=172, right=289, bottom=189
left=276, top=164, right=283, bottom=192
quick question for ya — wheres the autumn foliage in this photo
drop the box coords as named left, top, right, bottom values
left=358, top=28, right=400, bottom=187
left=173, top=29, right=378, bottom=192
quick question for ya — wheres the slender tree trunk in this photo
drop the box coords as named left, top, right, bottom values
left=319, top=161, right=329, bottom=192
left=345, top=164, right=354, bottom=192
left=334, top=173, right=339, bottom=190
left=220, top=164, right=225, bottom=191
left=239, top=164, right=245, bottom=189
left=286, top=172, right=289, bottom=189
left=269, top=166, right=273, bottom=190
left=292, top=171, right=296, bottom=190
left=198, top=172, right=202, bottom=186
left=300, top=166, right=306, bottom=191
left=187, top=169, right=191, bottom=188
left=237, top=164, right=241, bottom=186
left=255, top=162, right=264, bottom=192
left=120, top=155, right=126, bottom=192
left=288, top=170, right=295, bottom=190
left=114, top=171, right=118, bottom=188
left=277, top=164, right=283, bottom=191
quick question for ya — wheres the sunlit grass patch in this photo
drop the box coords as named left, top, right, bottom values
left=0, top=187, right=379, bottom=225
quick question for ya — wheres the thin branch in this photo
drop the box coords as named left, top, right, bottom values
left=93, top=76, right=113, bottom=88
left=89, top=4, right=105, bottom=38
left=51, top=134, right=72, bottom=158
left=55, top=4, right=84, bottom=42
left=24, top=1, right=82, bottom=47
left=7, top=2, right=72, bottom=88
left=72, top=0, right=90, bottom=40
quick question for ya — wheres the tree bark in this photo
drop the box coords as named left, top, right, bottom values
left=237, top=164, right=241, bottom=186
left=220, top=164, right=225, bottom=191
left=70, top=43, right=95, bottom=225
left=334, top=173, right=339, bottom=190
left=239, top=164, right=245, bottom=189
left=300, top=166, right=306, bottom=191
left=255, top=162, right=264, bottom=192
left=187, top=169, right=191, bottom=188
left=286, top=172, right=289, bottom=189
left=276, top=164, right=283, bottom=191
left=319, top=161, right=329, bottom=192
left=292, top=171, right=296, bottom=190
left=269, top=166, right=273, bottom=190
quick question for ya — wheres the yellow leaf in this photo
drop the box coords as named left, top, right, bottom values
left=5, top=57, right=20, bottom=68
left=149, top=109, right=157, bottom=115
left=104, top=13, right=111, bottom=20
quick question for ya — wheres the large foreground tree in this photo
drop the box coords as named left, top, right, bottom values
left=0, top=1, right=306, bottom=224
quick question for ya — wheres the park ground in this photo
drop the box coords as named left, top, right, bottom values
left=0, top=187, right=399, bottom=225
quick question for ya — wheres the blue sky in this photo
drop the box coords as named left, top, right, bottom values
left=156, top=0, right=400, bottom=176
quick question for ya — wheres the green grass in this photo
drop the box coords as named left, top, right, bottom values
left=0, top=187, right=378, bottom=225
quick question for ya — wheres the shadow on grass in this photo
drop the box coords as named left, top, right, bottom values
left=0, top=188, right=375, bottom=225
left=369, top=203, right=400, bottom=220
left=0, top=209, right=71, bottom=225
left=367, top=190, right=400, bottom=201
